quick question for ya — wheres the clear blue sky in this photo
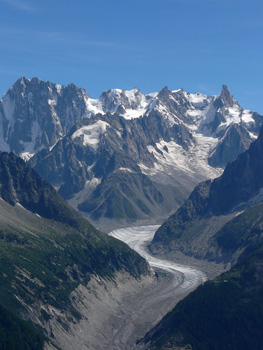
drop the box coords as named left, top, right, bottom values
left=0, top=0, right=263, bottom=113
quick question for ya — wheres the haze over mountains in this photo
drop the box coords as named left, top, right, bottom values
left=0, top=77, right=262, bottom=225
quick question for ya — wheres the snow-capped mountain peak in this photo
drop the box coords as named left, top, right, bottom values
left=0, top=77, right=90, bottom=159
left=97, top=87, right=157, bottom=119
left=1, top=77, right=262, bottom=223
left=0, top=78, right=262, bottom=172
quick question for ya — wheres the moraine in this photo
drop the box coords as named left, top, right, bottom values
left=106, top=225, right=207, bottom=349
left=109, top=225, right=206, bottom=295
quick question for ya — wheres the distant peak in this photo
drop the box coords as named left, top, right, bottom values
left=172, top=88, right=184, bottom=93
left=160, top=86, right=169, bottom=92
left=100, top=88, right=122, bottom=97
left=31, top=77, right=41, bottom=83
left=66, top=82, right=79, bottom=89
left=213, top=84, right=236, bottom=108
left=158, top=86, right=171, bottom=99
left=8, top=77, right=30, bottom=93
left=14, top=77, right=45, bottom=89
left=15, top=76, right=30, bottom=85
left=221, top=84, right=231, bottom=96
left=219, top=84, right=235, bottom=106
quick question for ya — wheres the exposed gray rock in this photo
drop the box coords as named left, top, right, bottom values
left=150, top=126, right=263, bottom=265
left=1, top=78, right=262, bottom=224
left=29, top=272, right=184, bottom=350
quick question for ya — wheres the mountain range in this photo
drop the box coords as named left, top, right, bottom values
left=1, top=78, right=262, bottom=225
left=1, top=77, right=263, bottom=350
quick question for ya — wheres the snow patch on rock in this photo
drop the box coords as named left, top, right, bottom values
left=139, top=135, right=222, bottom=185
left=72, top=120, right=110, bottom=148
left=2, top=93, right=15, bottom=122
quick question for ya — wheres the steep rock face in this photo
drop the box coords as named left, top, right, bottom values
left=208, top=123, right=253, bottom=167
left=29, top=114, right=171, bottom=220
left=0, top=77, right=90, bottom=159
left=1, top=78, right=263, bottom=223
left=209, top=126, right=263, bottom=214
left=151, top=127, right=263, bottom=263
left=214, top=84, right=236, bottom=108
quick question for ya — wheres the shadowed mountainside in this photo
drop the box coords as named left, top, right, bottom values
left=138, top=241, right=263, bottom=350
left=150, top=126, right=263, bottom=265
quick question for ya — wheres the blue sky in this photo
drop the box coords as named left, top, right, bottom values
left=0, top=0, right=263, bottom=113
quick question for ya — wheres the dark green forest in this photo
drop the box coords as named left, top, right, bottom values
left=0, top=303, right=44, bottom=350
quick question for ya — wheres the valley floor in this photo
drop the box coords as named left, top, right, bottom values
left=45, top=225, right=226, bottom=350
left=105, top=225, right=225, bottom=349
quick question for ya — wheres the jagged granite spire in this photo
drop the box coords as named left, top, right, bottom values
left=214, top=84, right=236, bottom=108
left=0, top=77, right=90, bottom=158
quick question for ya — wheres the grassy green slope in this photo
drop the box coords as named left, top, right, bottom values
left=0, top=151, right=149, bottom=348
left=0, top=199, right=148, bottom=316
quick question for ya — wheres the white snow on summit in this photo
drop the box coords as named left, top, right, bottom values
left=0, top=78, right=261, bottom=170
left=241, top=110, right=254, bottom=125
left=185, top=91, right=212, bottom=108
left=84, top=95, right=104, bottom=117
left=83, top=88, right=158, bottom=120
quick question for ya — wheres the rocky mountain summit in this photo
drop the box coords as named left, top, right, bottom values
left=1, top=78, right=262, bottom=224
left=0, top=77, right=90, bottom=159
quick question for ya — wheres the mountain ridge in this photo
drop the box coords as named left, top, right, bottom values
left=150, top=125, right=263, bottom=265
left=0, top=150, right=150, bottom=349
left=1, top=78, right=262, bottom=224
